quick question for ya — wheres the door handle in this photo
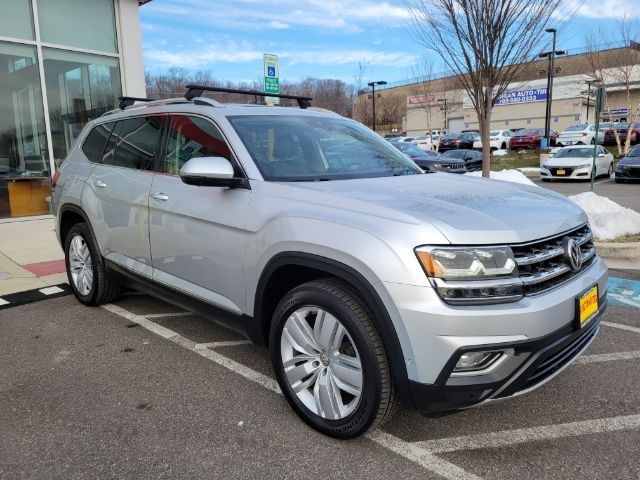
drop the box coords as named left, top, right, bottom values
left=151, top=192, right=169, bottom=201
left=94, top=180, right=107, bottom=188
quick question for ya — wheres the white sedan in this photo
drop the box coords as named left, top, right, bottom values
left=472, top=130, right=513, bottom=150
left=411, top=134, right=440, bottom=151
left=556, top=124, right=602, bottom=146
left=541, top=145, right=613, bottom=181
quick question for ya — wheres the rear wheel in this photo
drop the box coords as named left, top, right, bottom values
left=270, top=278, right=397, bottom=438
left=64, top=223, right=121, bottom=305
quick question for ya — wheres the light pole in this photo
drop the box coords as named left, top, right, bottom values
left=584, top=77, right=601, bottom=123
left=539, top=28, right=565, bottom=149
left=437, top=98, right=448, bottom=132
left=367, top=80, right=387, bottom=132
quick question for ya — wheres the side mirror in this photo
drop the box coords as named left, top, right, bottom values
left=597, top=153, right=605, bottom=158
left=179, top=157, right=249, bottom=189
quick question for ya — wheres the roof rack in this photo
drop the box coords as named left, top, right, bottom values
left=184, top=85, right=313, bottom=109
left=118, top=96, right=154, bottom=110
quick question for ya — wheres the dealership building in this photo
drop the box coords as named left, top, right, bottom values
left=358, top=43, right=640, bottom=137
left=0, top=0, right=149, bottom=218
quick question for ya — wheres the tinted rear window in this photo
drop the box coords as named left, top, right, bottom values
left=103, top=116, right=163, bottom=170
left=81, top=122, right=115, bottom=163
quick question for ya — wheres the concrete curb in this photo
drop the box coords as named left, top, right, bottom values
left=595, top=242, right=640, bottom=270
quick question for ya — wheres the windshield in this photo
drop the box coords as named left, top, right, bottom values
left=228, top=115, right=422, bottom=181
left=443, top=133, right=462, bottom=140
left=490, top=131, right=500, bottom=136
left=628, top=145, right=640, bottom=157
left=393, top=143, right=426, bottom=158
left=554, top=147, right=594, bottom=158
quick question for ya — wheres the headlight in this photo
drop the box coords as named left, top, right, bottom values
left=576, top=163, right=592, bottom=169
left=415, top=246, right=523, bottom=305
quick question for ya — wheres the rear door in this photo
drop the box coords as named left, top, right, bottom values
left=149, top=114, right=251, bottom=315
left=84, top=115, right=163, bottom=277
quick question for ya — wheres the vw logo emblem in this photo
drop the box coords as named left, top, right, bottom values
left=563, top=237, right=582, bottom=272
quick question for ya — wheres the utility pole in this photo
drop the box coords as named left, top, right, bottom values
left=438, top=98, right=448, bottom=132
left=584, top=77, right=601, bottom=123
left=590, top=85, right=605, bottom=192
left=367, top=80, right=387, bottom=133
left=539, top=29, right=565, bottom=149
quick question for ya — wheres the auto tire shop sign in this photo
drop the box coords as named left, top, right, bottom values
left=495, top=87, right=548, bottom=105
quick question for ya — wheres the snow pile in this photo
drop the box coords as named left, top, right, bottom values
left=492, top=149, right=509, bottom=156
left=466, top=169, right=537, bottom=186
left=568, top=192, right=640, bottom=241
left=517, top=167, right=540, bottom=173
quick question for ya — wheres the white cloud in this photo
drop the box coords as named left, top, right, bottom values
left=268, top=20, right=290, bottom=29
left=574, top=0, right=639, bottom=18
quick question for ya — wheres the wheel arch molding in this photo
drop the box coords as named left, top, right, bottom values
left=251, top=251, right=413, bottom=406
left=58, top=204, right=96, bottom=246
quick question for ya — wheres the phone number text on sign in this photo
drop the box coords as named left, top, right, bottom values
left=496, top=88, right=548, bottom=105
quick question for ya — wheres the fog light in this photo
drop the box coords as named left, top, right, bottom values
left=454, top=351, right=502, bottom=372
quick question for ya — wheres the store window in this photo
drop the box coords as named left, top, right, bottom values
left=43, top=48, right=121, bottom=165
left=0, top=0, right=34, bottom=40
left=0, top=42, right=50, bottom=217
left=36, top=0, right=118, bottom=53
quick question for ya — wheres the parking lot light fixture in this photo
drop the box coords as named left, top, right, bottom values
left=539, top=28, right=565, bottom=150
left=367, top=80, right=387, bottom=132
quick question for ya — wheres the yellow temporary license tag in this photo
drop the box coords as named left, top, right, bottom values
left=578, top=285, right=599, bottom=328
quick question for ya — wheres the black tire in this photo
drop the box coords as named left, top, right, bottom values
left=590, top=138, right=595, bottom=145
left=64, top=223, right=121, bottom=306
left=501, top=142, right=507, bottom=150
left=270, top=278, right=398, bottom=439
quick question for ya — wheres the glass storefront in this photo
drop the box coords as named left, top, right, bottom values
left=0, top=42, right=49, bottom=217
left=0, top=0, right=122, bottom=218
left=43, top=49, right=121, bottom=163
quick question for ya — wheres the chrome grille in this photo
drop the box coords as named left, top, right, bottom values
left=441, top=163, right=465, bottom=170
left=512, top=224, right=596, bottom=296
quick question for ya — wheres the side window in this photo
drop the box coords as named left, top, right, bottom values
left=81, top=122, right=115, bottom=163
left=164, top=115, right=233, bottom=175
left=103, top=116, right=163, bottom=170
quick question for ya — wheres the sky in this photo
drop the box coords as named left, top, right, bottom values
left=139, top=0, right=639, bottom=87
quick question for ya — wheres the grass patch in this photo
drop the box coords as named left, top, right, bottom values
left=489, top=151, right=540, bottom=171
left=607, top=233, right=640, bottom=243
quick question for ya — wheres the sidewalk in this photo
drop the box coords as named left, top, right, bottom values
left=0, top=215, right=67, bottom=297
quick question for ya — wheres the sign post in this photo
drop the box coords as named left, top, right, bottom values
left=590, top=86, right=605, bottom=192
left=263, top=53, right=279, bottom=105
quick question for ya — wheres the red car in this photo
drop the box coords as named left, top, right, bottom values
left=600, top=122, right=640, bottom=146
left=509, top=128, right=557, bottom=149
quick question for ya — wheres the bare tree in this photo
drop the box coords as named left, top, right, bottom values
left=585, top=16, right=640, bottom=156
left=404, top=0, right=572, bottom=177
left=407, top=59, right=438, bottom=143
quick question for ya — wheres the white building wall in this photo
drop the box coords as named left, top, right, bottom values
left=117, top=0, right=147, bottom=97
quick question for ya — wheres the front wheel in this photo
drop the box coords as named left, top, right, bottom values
left=64, top=223, right=121, bottom=305
left=270, top=278, right=397, bottom=438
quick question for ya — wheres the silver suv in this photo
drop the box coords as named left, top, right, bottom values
left=53, top=87, right=608, bottom=439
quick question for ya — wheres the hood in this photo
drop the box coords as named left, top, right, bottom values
left=546, top=156, right=594, bottom=167
left=620, top=156, right=640, bottom=166
left=279, top=174, right=587, bottom=244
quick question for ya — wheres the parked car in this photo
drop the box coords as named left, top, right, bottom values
left=392, top=142, right=466, bottom=173
left=599, top=122, right=640, bottom=146
left=384, top=133, right=403, bottom=140
left=556, top=124, right=600, bottom=146
left=541, top=145, right=613, bottom=181
left=52, top=87, right=607, bottom=439
left=510, top=128, right=557, bottom=149
left=411, top=134, right=441, bottom=151
left=473, top=130, right=513, bottom=150
left=440, top=149, right=483, bottom=171
left=388, top=136, right=414, bottom=143
left=438, top=132, right=477, bottom=151
left=615, top=144, right=640, bottom=182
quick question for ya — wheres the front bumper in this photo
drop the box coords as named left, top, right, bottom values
left=541, top=165, right=592, bottom=179
left=382, top=255, right=608, bottom=411
left=615, top=166, right=640, bottom=180
left=408, top=298, right=605, bottom=413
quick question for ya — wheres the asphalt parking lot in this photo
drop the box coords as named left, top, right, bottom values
left=530, top=176, right=640, bottom=212
left=2, top=268, right=640, bottom=479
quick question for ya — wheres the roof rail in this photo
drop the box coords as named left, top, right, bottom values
left=118, top=96, right=154, bottom=110
left=184, top=85, right=313, bottom=109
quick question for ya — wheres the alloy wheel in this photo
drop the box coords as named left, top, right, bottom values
left=280, top=306, right=363, bottom=420
left=68, top=234, right=94, bottom=296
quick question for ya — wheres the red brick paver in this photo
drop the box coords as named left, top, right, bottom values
left=22, top=259, right=66, bottom=276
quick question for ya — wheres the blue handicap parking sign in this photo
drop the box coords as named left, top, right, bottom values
left=267, top=66, right=276, bottom=77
